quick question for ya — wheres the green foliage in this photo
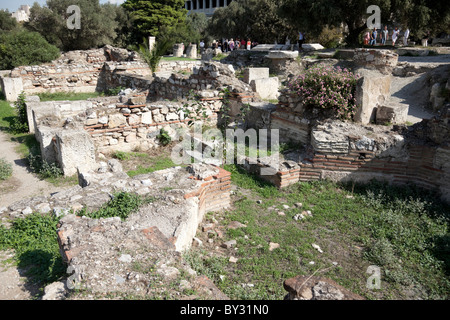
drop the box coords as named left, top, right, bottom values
left=122, top=0, right=187, bottom=43
left=0, top=213, right=66, bottom=286
left=0, top=9, right=18, bottom=31
left=157, top=128, right=172, bottom=146
left=27, top=147, right=63, bottom=179
left=25, top=0, right=121, bottom=51
left=0, top=157, right=12, bottom=180
left=78, top=192, right=147, bottom=220
left=8, top=92, right=29, bottom=134
left=127, top=157, right=177, bottom=177
left=0, top=30, right=60, bottom=70
left=209, top=0, right=296, bottom=43
left=137, top=36, right=172, bottom=73
left=287, top=64, right=360, bottom=120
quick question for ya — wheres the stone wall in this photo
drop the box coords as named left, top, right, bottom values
left=239, top=113, right=450, bottom=203
left=7, top=46, right=148, bottom=95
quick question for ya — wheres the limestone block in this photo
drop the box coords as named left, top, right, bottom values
left=267, top=51, right=299, bottom=59
left=173, top=43, right=184, bottom=58
left=108, top=113, right=127, bottom=128
left=186, top=44, right=198, bottom=59
left=250, top=77, right=280, bottom=100
left=54, top=130, right=97, bottom=176
left=128, top=114, right=141, bottom=126
left=354, top=69, right=392, bottom=124
left=166, top=113, right=179, bottom=121
left=243, top=68, right=270, bottom=84
left=311, top=130, right=349, bottom=154
left=301, top=43, right=325, bottom=51
left=376, top=104, right=408, bottom=124
left=141, top=112, right=153, bottom=125
left=0, top=77, right=24, bottom=101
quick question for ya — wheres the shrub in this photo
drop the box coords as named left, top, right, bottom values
left=0, top=30, right=60, bottom=70
left=157, top=128, right=172, bottom=146
left=287, top=64, right=360, bottom=120
left=78, top=192, right=143, bottom=221
left=8, top=92, right=28, bottom=134
left=0, top=158, right=12, bottom=180
left=27, top=150, right=63, bottom=179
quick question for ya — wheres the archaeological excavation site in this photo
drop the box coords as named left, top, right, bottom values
left=0, top=43, right=449, bottom=301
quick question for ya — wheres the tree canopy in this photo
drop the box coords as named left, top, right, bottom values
left=278, top=0, right=450, bottom=45
left=25, top=0, right=122, bottom=51
left=208, top=0, right=296, bottom=43
left=122, top=0, right=187, bottom=44
left=0, top=9, right=18, bottom=31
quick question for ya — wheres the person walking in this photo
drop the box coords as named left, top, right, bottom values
left=392, top=27, right=399, bottom=46
left=199, top=40, right=205, bottom=54
left=229, top=38, right=235, bottom=51
left=364, top=30, right=370, bottom=45
left=403, top=28, right=410, bottom=46
left=246, top=39, right=251, bottom=50
left=298, top=31, right=305, bottom=49
left=370, top=28, right=378, bottom=45
left=381, top=26, right=389, bottom=45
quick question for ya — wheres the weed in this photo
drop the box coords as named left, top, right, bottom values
left=0, top=158, right=13, bottom=180
left=157, top=128, right=172, bottom=146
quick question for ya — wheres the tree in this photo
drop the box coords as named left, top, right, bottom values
left=25, top=0, right=121, bottom=51
left=208, top=0, right=296, bottom=43
left=390, top=0, right=450, bottom=38
left=0, top=29, right=60, bottom=70
left=0, top=10, right=18, bottom=31
left=122, top=0, right=187, bottom=44
left=278, top=0, right=450, bottom=46
left=279, top=0, right=391, bottom=46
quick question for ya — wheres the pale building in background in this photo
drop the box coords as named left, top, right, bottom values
left=11, top=5, right=31, bottom=22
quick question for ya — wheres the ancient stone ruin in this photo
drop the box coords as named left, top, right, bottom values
left=0, top=44, right=449, bottom=299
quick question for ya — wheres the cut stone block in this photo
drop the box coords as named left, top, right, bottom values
left=243, top=68, right=270, bottom=84
left=250, top=77, right=280, bottom=100
left=267, top=51, right=299, bottom=59
left=301, top=43, right=325, bottom=51
left=54, top=130, right=97, bottom=176
left=0, top=76, right=24, bottom=101
left=354, top=69, right=392, bottom=124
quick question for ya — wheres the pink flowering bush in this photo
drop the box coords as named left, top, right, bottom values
left=287, top=64, right=360, bottom=120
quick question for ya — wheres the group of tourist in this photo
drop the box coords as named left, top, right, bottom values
left=363, top=26, right=410, bottom=46
left=199, top=39, right=259, bottom=53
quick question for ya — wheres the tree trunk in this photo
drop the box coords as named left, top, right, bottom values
left=345, top=21, right=367, bottom=46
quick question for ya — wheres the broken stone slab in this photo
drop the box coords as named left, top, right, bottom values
left=301, top=43, right=325, bottom=51
left=243, top=68, right=270, bottom=84
left=354, top=68, right=392, bottom=125
left=0, top=76, right=24, bottom=101
left=284, top=276, right=364, bottom=300
left=41, top=281, right=68, bottom=300
left=267, top=51, right=299, bottom=60
left=250, top=77, right=280, bottom=100
left=188, top=163, right=220, bottom=180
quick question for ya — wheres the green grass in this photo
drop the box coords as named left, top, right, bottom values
left=0, top=213, right=66, bottom=291
left=111, top=150, right=178, bottom=178
left=36, top=91, right=102, bottom=102
left=186, top=165, right=450, bottom=300
left=127, top=156, right=177, bottom=178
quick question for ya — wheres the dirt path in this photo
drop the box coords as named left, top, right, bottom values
left=0, top=130, right=60, bottom=210
left=389, top=74, right=436, bottom=124
left=0, top=129, right=61, bottom=300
